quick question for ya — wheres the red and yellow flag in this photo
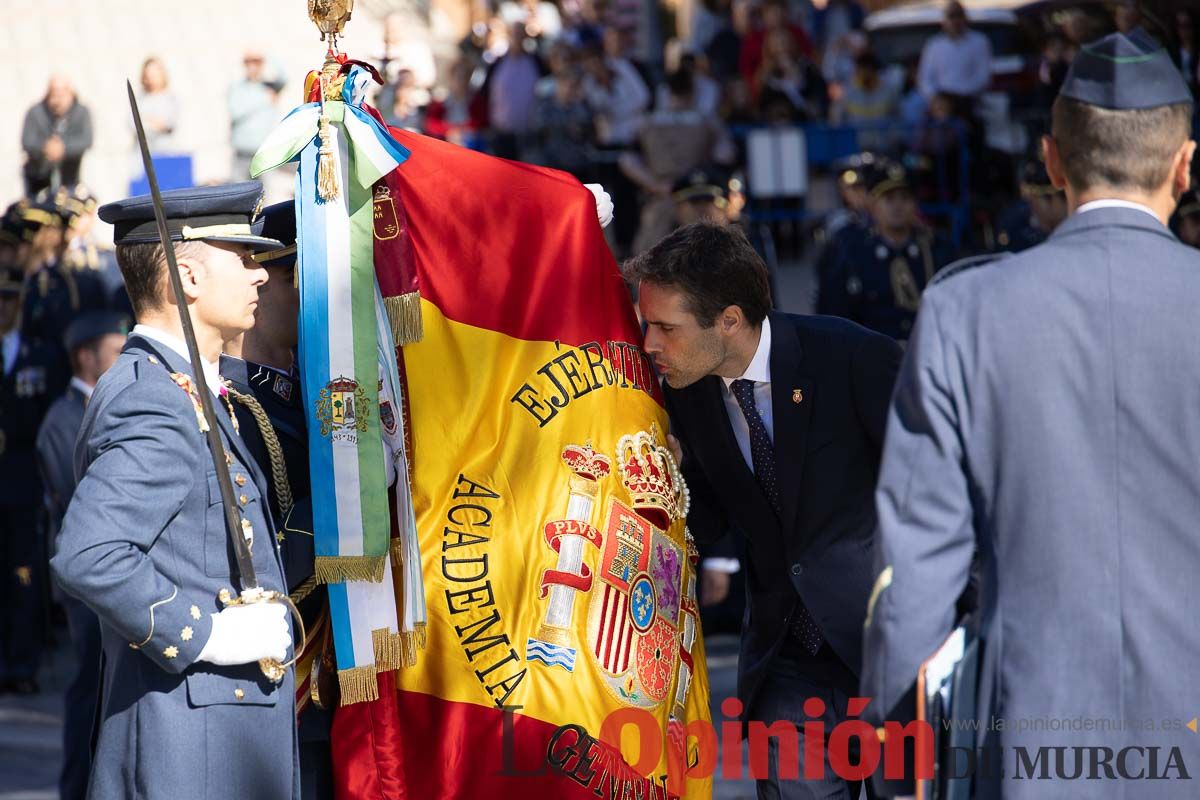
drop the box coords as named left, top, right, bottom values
left=332, top=130, right=712, bottom=798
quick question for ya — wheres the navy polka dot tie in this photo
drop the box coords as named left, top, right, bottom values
left=731, top=379, right=824, bottom=655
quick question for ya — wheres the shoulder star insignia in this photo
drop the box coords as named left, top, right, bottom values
left=181, top=626, right=194, bottom=642
left=163, top=645, right=179, bottom=659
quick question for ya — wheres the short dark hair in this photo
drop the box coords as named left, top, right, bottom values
left=1051, top=97, right=1193, bottom=193
left=115, top=241, right=205, bottom=318
left=623, top=222, right=772, bottom=327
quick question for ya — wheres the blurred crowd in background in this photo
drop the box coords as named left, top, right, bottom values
left=5, top=0, right=1200, bottom=691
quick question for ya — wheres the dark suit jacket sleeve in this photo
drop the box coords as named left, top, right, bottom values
left=851, top=328, right=904, bottom=453
left=50, top=377, right=214, bottom=674
left=665, top=391, right=730, bottom=549
left=861, top=293, right=975, bottom=726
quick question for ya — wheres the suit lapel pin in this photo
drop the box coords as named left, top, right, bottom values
left=792, top=388, right=803, bottom=404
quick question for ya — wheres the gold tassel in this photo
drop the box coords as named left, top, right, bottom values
left=313, top=555, right=387, bottom=584
left=372, top=628, right=404, bottom=671
left=383, top=292, right=424, bottom=345
left=317, top=114, right=339, bottom=202
left=415, top=622, right=427, bottom=650
left=337, top=665, right=380, bottom=705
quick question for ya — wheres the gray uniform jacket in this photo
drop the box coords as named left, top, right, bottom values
left=862, top=206, right=1200, bottom=798
left=51, top=334, right=299, bottom=800
left=37, top=383, right=88, bottom=532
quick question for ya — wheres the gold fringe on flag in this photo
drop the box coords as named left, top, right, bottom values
left=383, top=292, right=423, bottom=345
left=314, top=555, right=387, bottom=584
left=317, top=114, right=339, bottom=201
left=398, top=622, right=429, bottom=668
left=337, top=665, right=380, bottom=706
left=372, top=627, right=404, bottom=672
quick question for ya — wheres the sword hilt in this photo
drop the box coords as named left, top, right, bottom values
left=218, top=587, right=307, bottom=683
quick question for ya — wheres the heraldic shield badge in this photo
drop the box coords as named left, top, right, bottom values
left=526, top=425, right=701, bottom=728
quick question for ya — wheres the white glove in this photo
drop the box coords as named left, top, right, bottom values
left=196, top=601, right=290, bottom=666
left=585, top=183, right=614, bottom=229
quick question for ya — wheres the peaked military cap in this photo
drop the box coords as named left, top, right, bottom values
left=834, top=152, right=877, bottom=188
left=250, top=201, right=297, bottom=267
left=865, top=158, right=910, bottom=197
left=64, top=310, right=132, bottom=352
left=0, top=265, right=23, bottom=294
left=1059, top=30, right=1193, bottom=110
left=98, top=181, right=282, bottom=252
left=671, top=168, right=729, bottom=205
left=0, top=203, right=25, bottom=246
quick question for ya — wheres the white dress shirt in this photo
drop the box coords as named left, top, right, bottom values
left=1075, top=199, right=1161, bottom=223
left=69, top=376, right=95, bottom=401
left=132, top=324, right=223, bottom=397
left=720, top=316, right=774, bottom=471
left=702, top=318, right=774, bottom=577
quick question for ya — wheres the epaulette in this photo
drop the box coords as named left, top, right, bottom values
left=929, top=252, right=1011, bottom=287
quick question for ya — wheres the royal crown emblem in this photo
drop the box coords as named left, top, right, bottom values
left=561, top=443, right=613, bottom=482
left=616, top=425, right=689, bottom=532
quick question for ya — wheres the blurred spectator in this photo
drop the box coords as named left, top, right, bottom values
left=701, top=0, right=743, bottom=81
left=1171, top=189, right=1200, bottom=249
left=1035, top=32, right=1075, bottom=110
left=811, top=0, right=865, bottom=53
left=376, top=11, right=438, bottom=89
left=21, top=76, right=93, bottom=196
left=621, top=70, right=736, bottom=253
left=1112, top=1, right=1142, bottom=36
left=754, top=29, right=828, bottom=122
left=821, top=29, right=866, bottom=92
left=135, top=57, right=179, bottom=153
left=994, top=159, right=1067, bottom=253
left=581, top=43, right=650, bottom=147
left=917, top=1, right=992, bottom=101
left=425, top=61, right=480, bottom=146
left=499, top=0, right=564, bottom=45
left=530, top=59, right=594, bottom=178
left=228, top=49, right=284, bottom=179
left=739, top=0, right=816, bottom=88
left=1179, top=11, right=1199, bottom=95
left=832, top=51, right=898, bottom=125
left=478, top=24, right=546, bottom=160
left=657, top=45, right=721, bottom=116
left=380, top=70, right=427, bottom=132
left=898, top=58, right=928, bottom=130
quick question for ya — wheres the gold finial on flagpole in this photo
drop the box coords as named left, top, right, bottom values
left=308, top=0, right=354, bottom=48
left=308, top=1, right=352, bottom=201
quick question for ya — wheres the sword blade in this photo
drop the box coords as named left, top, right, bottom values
left=127, top=80, right=259, bottom=590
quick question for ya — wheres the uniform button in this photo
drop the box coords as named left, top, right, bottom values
left=235, top=475, right=247, bottom=487
left=234, top=688, right=245, bottom=700
left=791, top=564, right=803, bottom=577
left=239, top=494, right=248, bottom=505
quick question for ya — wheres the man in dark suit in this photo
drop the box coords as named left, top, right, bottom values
left=624, top=222, right=902, bottom=799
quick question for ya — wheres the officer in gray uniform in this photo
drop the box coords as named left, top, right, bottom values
left=35, top=310, right=129, bottom=800
left=51, top=182, right=300, bottom=800
left=863, top=32, right=1200, bottom=799
left=221, top=201, right=333, bottom=799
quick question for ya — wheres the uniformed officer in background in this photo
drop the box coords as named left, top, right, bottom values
left=0, top=261, right=67, bottom=695
left=671, top=167, right=732, bottom=229
left=35, top=310, right=129, bottom=799
left=994, top=157, right=1069, bottom=253
left=221, top=200, right=332, bottom=799
left=19, top=189, right=109, bottom=387
left=1170, top=187, right=1200, bottom=248
left=51, top=182, right=299, bottom=799
left=816, top=158, right=956, bottom=341
left=863, top=32, right=1200, bottom=799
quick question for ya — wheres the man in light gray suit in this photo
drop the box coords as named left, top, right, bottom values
left=51, top=182, right=299, bottom=799
left=863, top=32, right=1200, bottom=798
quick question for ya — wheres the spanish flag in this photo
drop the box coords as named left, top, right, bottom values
left=332, top=130, right=713, bottom=798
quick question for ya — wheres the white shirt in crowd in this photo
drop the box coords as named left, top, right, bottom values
left=917, top=29, right=993, bottom=99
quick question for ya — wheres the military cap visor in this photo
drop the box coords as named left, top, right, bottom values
left=250, top=201, right=297, bottom=267
left=63, top=311, right=131, bottom=352
left=1059, top=30, right=1193, bottom=110
left=98, top=181, right=283, bottom=252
